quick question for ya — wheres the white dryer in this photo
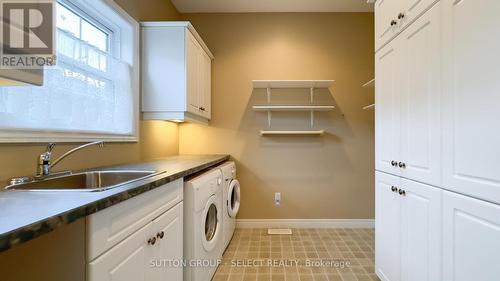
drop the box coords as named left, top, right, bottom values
left=216, top=161, right=241, bottom=250
left=184, top=169, right=224, bottom=281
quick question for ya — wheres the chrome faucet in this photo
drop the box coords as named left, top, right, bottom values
left=37, top=141, right=105, bottom=177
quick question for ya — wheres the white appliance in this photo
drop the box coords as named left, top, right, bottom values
left=184, top=169, right=223, bottom=281
left=215, top=161, right=241, bottom=250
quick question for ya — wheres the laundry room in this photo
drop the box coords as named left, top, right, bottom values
left=0, top=0, right=499, bottom=281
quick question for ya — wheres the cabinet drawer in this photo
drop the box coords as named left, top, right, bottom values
left=86, top=179, right=183, bottom=261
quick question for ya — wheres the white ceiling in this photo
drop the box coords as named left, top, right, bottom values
left=171, top=0, right=374, bottom=13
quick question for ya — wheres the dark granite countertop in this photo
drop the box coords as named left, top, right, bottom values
left=0, top=154, right=229, bottom=253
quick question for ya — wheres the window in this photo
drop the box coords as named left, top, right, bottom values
left=0, top=0, right=139, bottom=142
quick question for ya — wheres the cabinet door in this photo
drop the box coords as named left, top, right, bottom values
left=443, top=191, right=500, bottom=281
left=400, top=179, right=441, bottom=281
left=149, top=203, right=183, bottom=281
left=88, top=222, right=153, bottom=281
left=399, top=2, right=441, bottom=186
left=376, top=40, right=402, bottom=176
left=375, top=0, right=402, bottom=50
left=442, top=0, right=500, bottom=204
left=375, top=172, right=402, bottom=281
left=186, top=31, right=200, bottom=115
left=199, top=51, right=212, bottom=120
left=400, top=0, right=438, bottom=30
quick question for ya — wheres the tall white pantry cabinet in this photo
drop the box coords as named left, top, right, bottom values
left=375, top=1, right=500, bottom=281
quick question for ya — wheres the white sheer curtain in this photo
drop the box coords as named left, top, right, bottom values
left=0, top=28, right=134, bottom=135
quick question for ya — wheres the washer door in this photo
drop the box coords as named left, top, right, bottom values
left=227, top=179, right=241, bottom=218
left=201, top=195, right=220, bottom=252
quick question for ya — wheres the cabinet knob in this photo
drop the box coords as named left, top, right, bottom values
left=391, top=186, right=398, bottom=192
left=390, top=20, right=398, bottom=26
left=391, top=161, right=398, bottom=167
left=148, top=237, right=157, bottom=245
left=157, top=231, right=165, bottom=239
left=398, top=13, right=405, bottom=19
left=398, top=162, right=406, bottom=169
left=399, top=189, right=406, bottom=196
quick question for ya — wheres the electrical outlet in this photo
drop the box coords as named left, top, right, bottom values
left=275, top=192, right=281, bottom=207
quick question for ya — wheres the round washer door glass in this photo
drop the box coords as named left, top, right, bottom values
left=227, top=179, right=241, bottom=218
left=205, top=203, right=218, bottom=241
left=201, top=195, right=220, bottom=252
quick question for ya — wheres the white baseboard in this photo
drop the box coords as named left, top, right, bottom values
left=236, top=219, right=375, bottom=229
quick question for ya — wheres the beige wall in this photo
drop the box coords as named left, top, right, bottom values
left=180, top=13, right=375, bottom=219
left=0, top=2, right=180, bottom=281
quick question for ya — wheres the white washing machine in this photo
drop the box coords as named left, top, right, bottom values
left=184, top=169, right=224, bottom=281
left=215, top=161, right=241, bottom=251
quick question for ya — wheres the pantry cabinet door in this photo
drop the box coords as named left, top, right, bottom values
left=399, top=2, right=442, bottom=187
left=400, top=0, right=438, bottom=29
left=375, top=172, right=402, bottom=281
left=375, top=0, right=402, bottom=50
left=88, top=222, right=153, bottom=281
left=400, top=179, right=441, bottom=281
left=375, top=40, right=402, bottom=176
left=442, top=0, right=500, bottom=204
left=443, top=191, right=500, bottom=281
left=149, top=203, right=183, bottom=281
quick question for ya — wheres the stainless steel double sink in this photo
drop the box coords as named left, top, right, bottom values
left=5, top=170, right=165, bottom=192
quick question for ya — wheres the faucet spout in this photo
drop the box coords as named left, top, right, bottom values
left=49, top=141, right=105, bottom=171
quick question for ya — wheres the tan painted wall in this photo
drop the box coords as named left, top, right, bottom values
left=179, top=13, right=375, bottom=219
left=0, top=2, right=180, bottom=281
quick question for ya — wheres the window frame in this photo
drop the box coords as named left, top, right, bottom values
left=0, top=0, right=140, bottom=143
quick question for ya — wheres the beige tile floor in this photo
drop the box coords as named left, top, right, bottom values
left=213, top=228, right=379, bottom=281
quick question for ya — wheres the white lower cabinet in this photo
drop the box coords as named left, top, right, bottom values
left=376, top=172, right=402, bottom=281
left=86, top=180, right=184, bottom=281
left=376, top=172, right=441, bottom=281
left=400, top=178, right=441, bottom=281
left=87, top=220, right=153, bottom=281
left=443, top=191, right=500, bottom=281
left=88, top=202, right=183, bottom=281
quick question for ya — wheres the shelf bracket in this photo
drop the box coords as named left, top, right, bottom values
left=310, top=87, right=314, bottom=104
left=267, top=87, right=271, bottom=104
left=267, top=111, right=272, bottom=128
left=310, top=110, right=314, bottom=127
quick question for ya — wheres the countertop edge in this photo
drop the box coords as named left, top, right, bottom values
left=0, top=155, right=230, bottom=253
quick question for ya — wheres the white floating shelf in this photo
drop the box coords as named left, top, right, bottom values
left=253, top=105, right=335, bottom=112
left=253, top=80, right=334, bottom=89
left=260, top=130, right=325, bottom=136
left=362, top=79, right=375, bottom=88
left=363, top=104, right=375, bottom=110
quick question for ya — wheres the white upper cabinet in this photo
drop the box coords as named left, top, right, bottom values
left=443, top=190, right=500, bottom=281
left=442, top=0, right=500, bottom=205
left=376, top=3, right=442, bottom=187
left=141, top=22, right=214, bottom=124
left=375, top=40, right=402, bottom=176
left=375, top=0, right=439, bottom=51
left=399, top=2, right=442, bottom=187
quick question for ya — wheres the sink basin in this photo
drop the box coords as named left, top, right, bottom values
left=5, top=170, right=165, bottom=192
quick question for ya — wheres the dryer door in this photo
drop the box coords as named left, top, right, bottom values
left=227, top=179, right=241, bottom=218
left=201, top=195, right=221, bottom=252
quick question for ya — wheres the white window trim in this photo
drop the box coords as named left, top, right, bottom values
left=0, top=0, right=140, bottom=143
